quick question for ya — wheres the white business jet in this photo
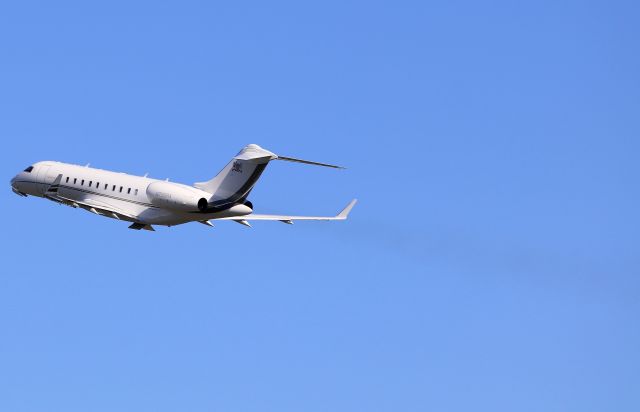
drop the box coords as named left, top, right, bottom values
left=10, top=144, right=356, bottom=231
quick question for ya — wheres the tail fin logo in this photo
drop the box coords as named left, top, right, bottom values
left=231, top=161, right=243, bottom=173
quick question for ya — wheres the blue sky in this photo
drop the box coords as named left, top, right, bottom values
left=1, top=1, right=639, bottom=411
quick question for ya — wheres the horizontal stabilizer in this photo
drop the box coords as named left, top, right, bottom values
left=275, top=155, right=345, bottom=169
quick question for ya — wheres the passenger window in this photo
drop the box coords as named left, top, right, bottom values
left=112, top=185, right=116, bottom=191
left=119, top=186, right=123, bottom=193
left=89, top=181, right=92, bottom=187
left=104, top=183, right=108, bottom=190
left=127, top=188, right=131, bottom=194
left=81, top=180, right=84, bottom=186
left=23, top=166, right=34, bottom=173
left=74, top=178, right=77, bottom=184
left=65, top=177, right=69, bottom=183
left=134, top=189, right=138, bottom=196
left=96, top=182, right=99, bottom=188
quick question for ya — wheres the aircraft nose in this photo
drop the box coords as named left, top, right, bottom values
left=11, top=173, right=23, bottom=189
left=10, top=174, right=28, bottom=197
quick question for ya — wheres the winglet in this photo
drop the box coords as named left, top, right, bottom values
left=337, top=199, right=357, bottom=219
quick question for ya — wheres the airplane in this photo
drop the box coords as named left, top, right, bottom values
left=10, top=144, right=356, bottom=231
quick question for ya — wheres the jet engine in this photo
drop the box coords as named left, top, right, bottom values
left=146, top=181, right=211, bottom=212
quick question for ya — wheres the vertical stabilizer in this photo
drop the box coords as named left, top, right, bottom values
left=194, top=144, right=276, bottom=208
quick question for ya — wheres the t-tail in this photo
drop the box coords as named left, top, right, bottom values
left=194, top=144, right=344, bottom=210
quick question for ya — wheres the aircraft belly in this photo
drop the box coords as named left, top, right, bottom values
left=136, top=209, right=186, bottom=225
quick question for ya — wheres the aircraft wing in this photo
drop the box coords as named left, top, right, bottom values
left=49, top=191, right=139, bottom=222
left=40, top=175, right=137, bottom=221
left=63, top=196, right=139, bottom=221
left=214, top=199, right=357, bottom=225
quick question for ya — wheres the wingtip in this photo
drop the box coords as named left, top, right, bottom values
left=337, top=199, right=358, bottom=219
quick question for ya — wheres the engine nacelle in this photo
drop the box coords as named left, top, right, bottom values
left=146, top=181, right=211, bottom=212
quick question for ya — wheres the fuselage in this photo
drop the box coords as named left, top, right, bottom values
left=10, top=161, right=252, bottom=226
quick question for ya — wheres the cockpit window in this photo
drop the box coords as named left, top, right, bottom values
left=23, top=166, right=34, bottom=173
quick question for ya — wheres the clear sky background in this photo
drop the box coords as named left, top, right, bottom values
left=1, top=1, right=639, bottom=411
